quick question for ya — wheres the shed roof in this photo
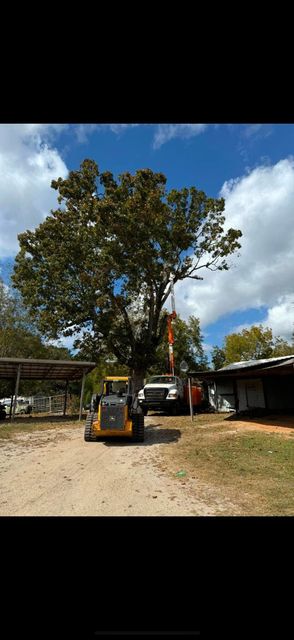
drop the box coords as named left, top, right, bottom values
left=189, top=355, right=294, bottom=381
left=0, top=357, right=97, bottom=381
left=218, top=355, right=294, bottom=371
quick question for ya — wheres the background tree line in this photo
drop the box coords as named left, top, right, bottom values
left=211, top=324, right=294, bottom=370
left=0, top=278, right=72, bottom=399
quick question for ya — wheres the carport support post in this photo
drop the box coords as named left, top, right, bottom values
left=63, top=380, right=68, bottom=416
left=9, top=390, right=14, bottom=419
left=12, top=364, right=21, bottom=421
left=79, top=372, right=86, bottom=421
left=188, top=375, right=193, bottom=422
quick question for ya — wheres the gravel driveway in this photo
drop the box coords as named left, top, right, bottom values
left=0, top=417, right=226, bottom=516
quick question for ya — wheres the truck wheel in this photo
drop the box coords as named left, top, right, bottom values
left=84, top=412, right=97, bottom=442
left=142, top=407, right=148, bottom=416
left=171, top=402, right=180, bottom=416
left=132, top=414, right=144, bottom=442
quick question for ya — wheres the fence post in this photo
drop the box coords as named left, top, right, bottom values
left=63, top=381, right=68, bottom=416
left=79, top=373, right=86, bottom=421
left=188, top=375, right=193, bottom=422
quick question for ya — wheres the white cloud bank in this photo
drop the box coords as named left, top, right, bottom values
left=176, top=158, right=294, bottom=342
left=0, top=124, right=68, bottom=257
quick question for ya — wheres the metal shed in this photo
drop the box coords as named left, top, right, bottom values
left=189, top=355, right=294, bottom=413
left=0, top=357, right=96, bottom=420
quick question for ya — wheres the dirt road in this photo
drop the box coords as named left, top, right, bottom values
left=0, top=417, right=237, bottom=516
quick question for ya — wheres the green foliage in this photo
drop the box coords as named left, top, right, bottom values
left=12, top=159, right=242, bottom=388
left=271, top=336, right=294, bottom=357
left=220, top=324, right=294, bottom=365
left=83, top=359, right=129, bottom=405
left=211, top=345, right=226, bottom=370
left=224, top=325, right=274, bottom=363
left=0, top=278, right=72, bottom=398
left=148, top=315, right=209, bottom=376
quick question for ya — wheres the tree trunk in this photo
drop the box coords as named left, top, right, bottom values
left=132, top=369, right=146, bottom=395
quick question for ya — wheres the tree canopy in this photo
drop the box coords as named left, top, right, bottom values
left=213, top=324, right=294, bottom=367
left=12, top=160, right=242, bottom=390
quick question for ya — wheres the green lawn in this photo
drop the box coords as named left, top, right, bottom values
left=157, top=413, right=294, bottom=515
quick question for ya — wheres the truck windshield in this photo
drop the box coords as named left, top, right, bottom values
left=148, top=376, right=176, bottom=384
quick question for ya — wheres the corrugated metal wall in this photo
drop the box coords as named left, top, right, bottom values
left=208, top=373, right=294, bottom=412
left=208, top=381, right=236, bottom=412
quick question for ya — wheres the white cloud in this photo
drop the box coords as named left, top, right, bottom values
left=242, top=124, right=272, bottom=140
left=73, top=124, right=101, bottom=143
left=262, top=296, right=294, bottom=340
left=73, top=123, right=139, bottom=143
left=75, top=123, right=208, bottom=148
left=175, top=158, right=294, bottom=341
left=217, top=295, right=294, bottom=344
left=243, top=124, right=263, bottom=138
left=108, top=124, right=139, bottom=134
left=0, top=125, right=68, bottom=257
left=202, top=342, right=213, bottom=354
left=153, top=124, right=208, bottom=149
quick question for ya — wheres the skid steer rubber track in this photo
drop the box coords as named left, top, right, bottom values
left=132, top=413, right=145, bottom=442
left=84, top=411, right=97, bottom=442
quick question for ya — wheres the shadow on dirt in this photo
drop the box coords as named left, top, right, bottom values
left=103, top=425, right=181, bottom=447
left=147, top=409, right=190, bottom=417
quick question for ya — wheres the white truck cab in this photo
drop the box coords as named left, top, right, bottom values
left=138, top=375, right=184, bottom=415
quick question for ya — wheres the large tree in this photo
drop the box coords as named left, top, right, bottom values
left=12, top=160, right=242, bottom=391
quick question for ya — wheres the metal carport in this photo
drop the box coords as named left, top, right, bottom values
left=0, top=357, right=96, bottom=420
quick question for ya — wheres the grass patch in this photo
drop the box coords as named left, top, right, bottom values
left=157, top=413, right=294, bottom=515
left=0, top=415, right=84, bottom=441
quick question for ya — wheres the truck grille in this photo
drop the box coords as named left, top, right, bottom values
left=100, top=405, right=125, bottom=430
left=144, top=388, right=168, bottom=401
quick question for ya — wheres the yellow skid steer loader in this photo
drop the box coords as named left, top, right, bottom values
left=84, top=376, right=144, bottom=442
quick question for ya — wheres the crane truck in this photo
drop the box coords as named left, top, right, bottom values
left=138, top=274, right=205, bottom=415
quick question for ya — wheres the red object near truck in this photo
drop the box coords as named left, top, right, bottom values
left=183, top=382, right=204, bottom=407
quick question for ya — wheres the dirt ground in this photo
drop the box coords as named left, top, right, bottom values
left=0, top=413, right=293, bottom=516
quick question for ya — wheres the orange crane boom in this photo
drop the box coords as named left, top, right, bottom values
left=167, top=275, right=176, bottom=375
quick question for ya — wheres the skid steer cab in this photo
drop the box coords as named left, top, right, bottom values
left=84, top=376, right=144, bottom=443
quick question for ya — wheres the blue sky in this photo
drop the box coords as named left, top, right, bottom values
left=1, top=123, right=294, bottom=355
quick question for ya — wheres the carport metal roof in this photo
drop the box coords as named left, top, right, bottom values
left=188, top=355, right=294, bottom=381
left=0, top=357, right=96, bottom=381
left=0, top=357, right=97, bottom=421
